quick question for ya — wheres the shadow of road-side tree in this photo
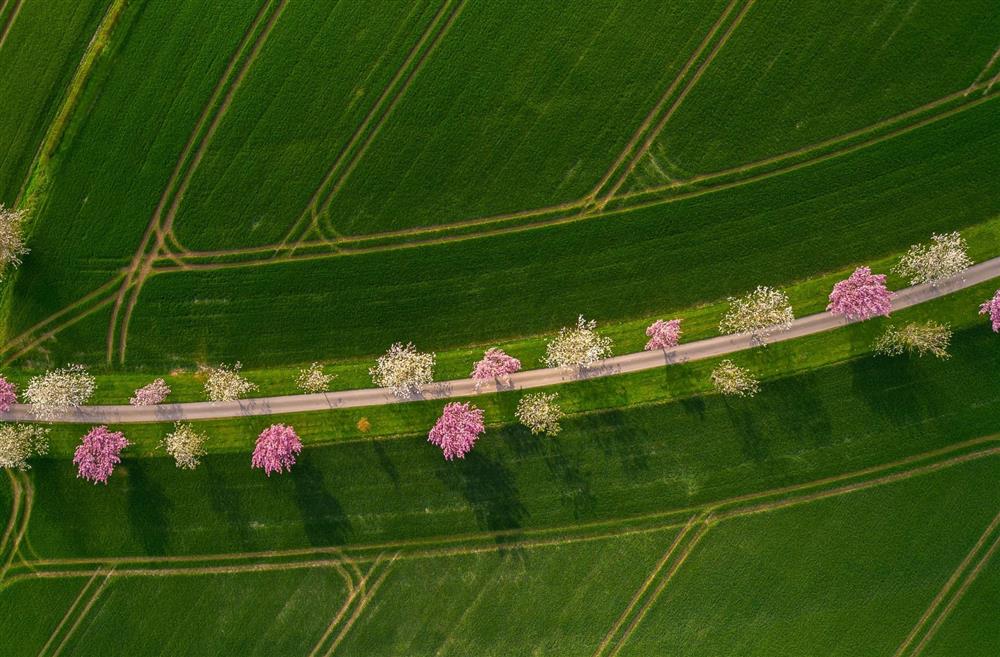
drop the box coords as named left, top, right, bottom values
left=721, top=399, right=769, bottom=463
left=436, top=451, right=527, bottom=553
left=371, top=439, right=400, bottom=488
left=763, top=371, right=833, bottom=450
left=591, top=409, right=650, bottom=475
left=291, top=452, right=351, bottom=547
left=543, top=439, right=596, bottom=520
left=124, top=459, right=172, bottom=556
left=204, top=457, right=255, bottom=551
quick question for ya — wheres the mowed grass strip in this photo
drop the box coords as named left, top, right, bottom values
left=631, top=0, right=1000, bottom=184
left=16, top=321, right=1000, bottom=559
left=170, top=1, right=444, bottom=251
left=4, top=0, right=271, bottom=343
left=0, top=0, right=109, bottom=206
left=117, top=98, right=1000, bottom=368
left=323, top=0, right=731, bottom=234
left=616, top=456, right=1000, bottom=657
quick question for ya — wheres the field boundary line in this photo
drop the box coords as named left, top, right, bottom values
left=893, top=507, right=1000, bottom=657
left=307, top=559, right=379, bottom=657
left=0, top=469, right=22, bottom=563
left=35, top=570, right=103, bottom=657
left=0, top=0, right=24, bottom=52
left=0, top=472, right=32, bottom=582
left=908, top=531, right=1000, bottom=657
left=47, top=567, right=114, bottom=657
left=106, top=0, right=287, bottom=364
left=278, top=0, right=456, bottom=248
left=593, top=0, right=756, bottom=209
left=592, top=514, right=700, bottom=657
left=308, top=0, right=468, bottom=245
left=321, top=553, right=397, bottom=657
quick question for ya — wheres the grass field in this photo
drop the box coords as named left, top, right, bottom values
left=919, top=557, right=1000, bottom=657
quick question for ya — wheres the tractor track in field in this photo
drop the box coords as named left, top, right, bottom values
left=36, top=570, right=104, bottom=657
left=0, top=470, right=22, bottom=562
left=46, top=568, right=114, bottom=657
left=107, top=0, right=289, bottom=365
left=275, top=0, right=462, bottom=249
left=893, top=508, right=1000, bottom=657
left=320, top=554, right=397, bottom=657
left=0, top=0, right=24, bottom=53
left=0, top=472, right=31, bottom=583
left=306, top=560, right=379, bottom=657
left=968, top=43, right=1000, bottom=95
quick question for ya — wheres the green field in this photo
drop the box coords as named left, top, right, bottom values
left=1, top=0, right=998, bottom=653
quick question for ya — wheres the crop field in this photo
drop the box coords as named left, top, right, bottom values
left=1, top=0, right=999, bottom=653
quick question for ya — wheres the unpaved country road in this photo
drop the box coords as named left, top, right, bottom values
left=5, top=258, right=999, bottom=424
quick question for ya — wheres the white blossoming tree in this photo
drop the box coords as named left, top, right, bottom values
left=873, top=321, right=952, bottom=359
left=296, top=362, right=335, bottom=394
left=370, top=343, right=435, bottom=398
left=710, top=360, right=760, bottom=397
left=719, top=286, right=794, bottom=345
left=892, top=232, right=972, bottom=286
left=25, top=364, right=96, bottom=421
left=544, top=316, right=613, bottom=369
left=0, top=424, right=49, bottom=470
left=160, top=422, right=209, bottom=470
left=0, top=205, right=29, bottom=278
left=202, top=362, right=258, bottom=402
left=515, top=392, right=564, bottom=436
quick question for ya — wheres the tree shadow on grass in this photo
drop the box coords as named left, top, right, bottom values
left=124, top=459, right=172, bottom=556
left=591, top=409, right=650, bottom=475
left=722, top=399, right=769, bottom=463
left=291, top=452, right=351, bottom=547
left=204, top=457, right=255, bottom=552
left=543, top=439, right=596, bottom=520
left=371, top=440, right=400, bottom=488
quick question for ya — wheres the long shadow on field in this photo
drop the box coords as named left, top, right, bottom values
left=764, top=372, right=833, bottom=449
left=722, top=400, right=769, bottom=463
left=437, top=451, right=527, bottom=551
left=371, top=440, right=400, bottom=488
left=543, top=440, right=596, bottom=520
left=204, top=458, right=255, bottom=551
left=591, top=409, right=650, bottom=475
left=291, top=453, right=351, bottom=546
left=125, top=459, right=172, bottom=556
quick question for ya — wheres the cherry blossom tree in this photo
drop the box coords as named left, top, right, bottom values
left=516, top=392, right=563, bottom=436
left=129, top=378, right=171, bottom=406
left=0, top=424, right=49, bottom=470
left=370, top=342, right=436, bottom=398
left=161, top=422, right=209, bottom=470
left=471, top=348, right=521, bottom=390
left=544, top=316, right=613, bottom=369
left=644, top=319, right=682, bottom=351
left=979, top=289, right=1000, bottom=332
left=0, top=376, right=18, bottom=413
left=251, top=423, right=302, bottom=476
left=873, top=321, right=952, bottom=359
left=719, top=286, right=794, bottom=345
left=428, top=402, right=485, bottom=460
left=296, top=362, right=335, bottom=394
left=25, top=364, right=96, bottom=421
left=0, top=205, right=29, bottom=278
left=710, top=360, right=759, bottom=397
left=826, top=267, right=893, bottom=321
left=892, top=232, right=972, bottom=286
left=202, top=362, right=258, bottom=402
left=73, top=426, right=128, bottom=484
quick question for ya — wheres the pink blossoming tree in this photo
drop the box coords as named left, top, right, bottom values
left=827, top=267, right=894, bottom=321
left=129, top=378, right=171, bottom=406
left=73, top=426, right=129, bottom=485
left=428, top=402, right=485, bottom=460
left=0, top=376, right=17, bottom=413
left=470, top=348, right=521, bottom=390
left=980, top=289, right=1000, bottom=332
left=644, top=319, right=682, bottom=350
left=251, top=424, right=302, bottom=476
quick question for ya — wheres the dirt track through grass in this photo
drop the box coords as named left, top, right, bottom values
left=0, top=0, right=24, bottom=52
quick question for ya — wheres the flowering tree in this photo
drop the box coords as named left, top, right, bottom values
left=0, top=376, right=18, bottom=413
left=296, top=362, right=335, bottom=394
left=251, top=423, right=302, bottom=476
left=873, top=321, right=952, bottom=359
left=428, top=402, right=485, bottom=460
left=710, top=360, right=760, bottom=397
left=0, top=205, right=29, bottom=277
left=471, top=348, right=521, bottom=389
left=892, top=232, right=972, bottom=286
left=160, top=422, right=209, bottom=469
left=644, top=319, right=682, bottom=351
left=515, top=392, right=563, bottom=436
left=827, top=267, right=893, bottom=321
left=980, top=289, right=1000, bottom=332
left=370, top=342, right=436, bottom=397
left=202, top=362, right=258, bottom=402
left=73, top=426, right=128, bottom=484
left=129, top=378, right=171, bottom=406
left=0, top=424, right=49, bottom=470
left=25, top=364, right=96, bottom=421
left=719, top=286, right=794, bottom=345
left=544, top=316, right=613, bottom=369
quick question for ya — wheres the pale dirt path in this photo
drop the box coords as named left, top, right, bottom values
left=8, top=257, right=998, bottom=424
